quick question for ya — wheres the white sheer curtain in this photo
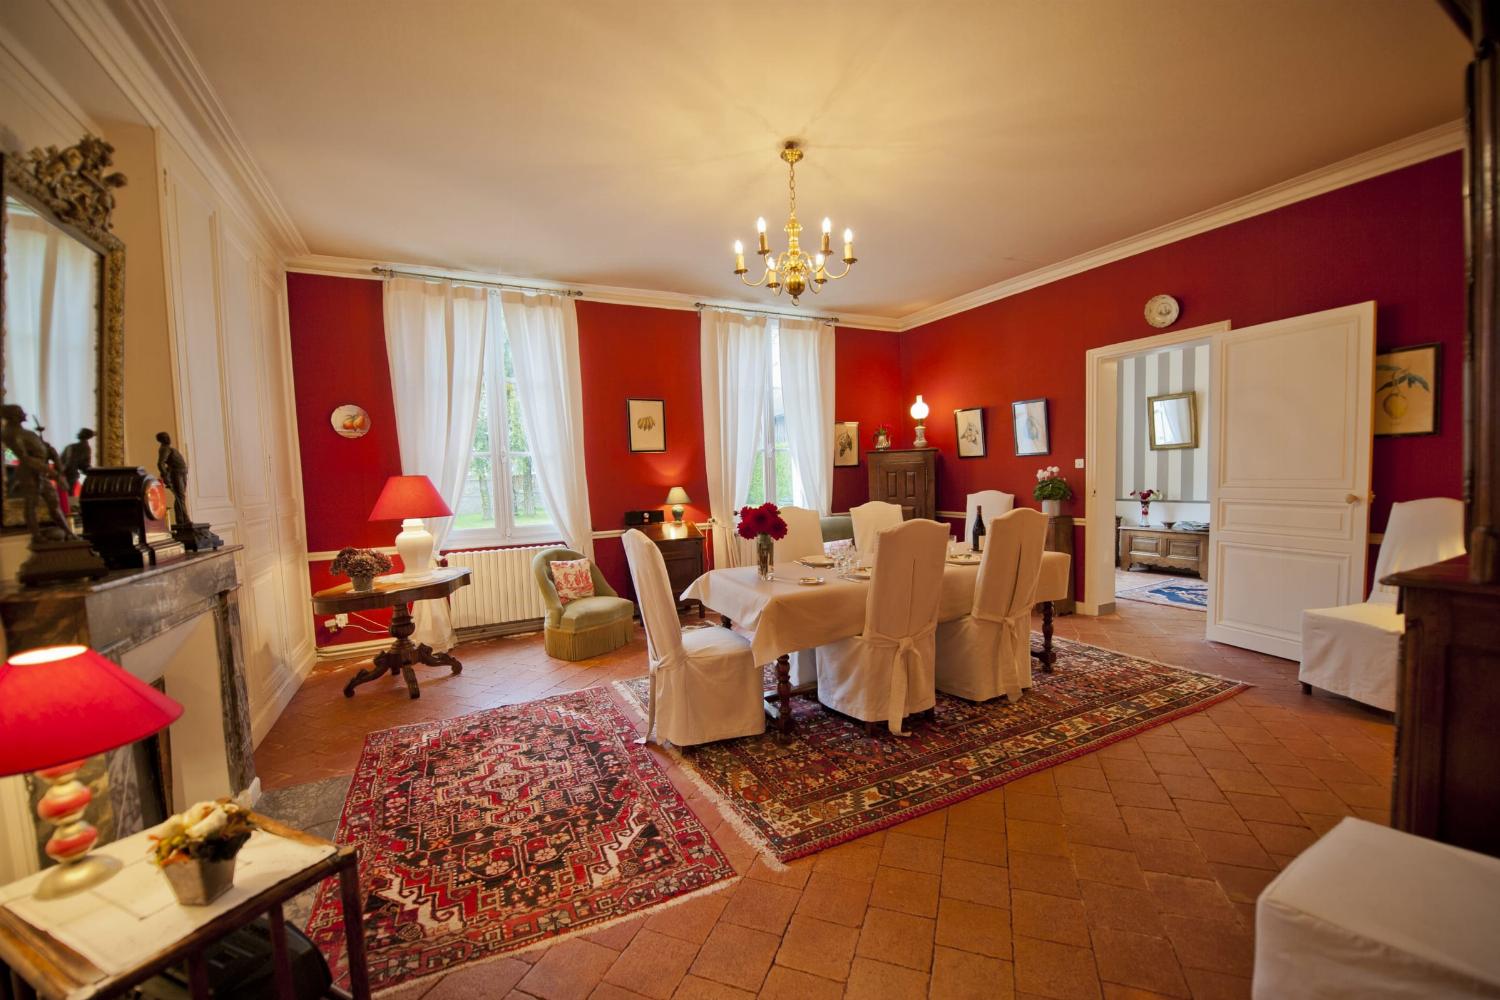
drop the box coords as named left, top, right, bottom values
left=778, top=317, right=836, bottom=515
left=3, top=208, right=98, bottom=440
left=494, top=288, right=594, bottom=559
left=701, top=308, right=772, bottom=567
left=383, top=277, right=488, bottom=650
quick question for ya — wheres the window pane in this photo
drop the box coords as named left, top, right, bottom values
left=456, top=451, right=495, bottom=530
left=502, top=335, right=515, bottom=379
left=505, top=379, right=528, bottom=453
left=746, top=451, right=766, bottom=506
left=773, top=447, right=795, bottom=506
left=472, top=379, right=491, bottom=454
left=509, top=454, right=550, bottom=526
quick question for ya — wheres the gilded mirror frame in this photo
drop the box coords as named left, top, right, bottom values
left=1, top=138, right=127, bottom=533
left=1146, top=391, right=1198, bottom=450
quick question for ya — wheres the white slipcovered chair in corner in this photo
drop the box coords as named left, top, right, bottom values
left=1299, top=497, right=1465, bottom=711
left=850, top=500, right=904, bottom=555
left=622, top=529, right=765, bottom=746
left=775, top=505, right=825, bottom=564
left=964, top=490, right=1016, bottom=545
left=816, top=518, right=949, bottom=734
left=937, top=508, right=1049, bottom=702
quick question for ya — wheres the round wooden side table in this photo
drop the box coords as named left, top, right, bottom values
left=312, top=567, right=471, bottom=699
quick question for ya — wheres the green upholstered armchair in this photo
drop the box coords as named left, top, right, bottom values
left=532, top=547, right=636, bottom=661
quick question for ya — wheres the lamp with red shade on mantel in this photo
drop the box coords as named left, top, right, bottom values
left=369, top=474, right=452, bottom=582
left=0, top=645, right=183, bottom=899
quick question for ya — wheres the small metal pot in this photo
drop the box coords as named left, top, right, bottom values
left=162, top=856, right=237, bottom=905
left=350, top=573, right=376, bottom=593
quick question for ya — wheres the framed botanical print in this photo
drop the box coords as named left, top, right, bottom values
left=833, top=421, right=859, bottom=466
left=627, top=398, right=666, bottom=452
left=1374, top=343, right=1440, bottom=437
left=1012, top=398, right=1050, bottom=456
left=954, top=407, right=986, bottom=458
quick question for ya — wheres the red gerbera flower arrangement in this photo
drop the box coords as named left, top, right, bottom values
left=736, top=502, right=788, bottom=540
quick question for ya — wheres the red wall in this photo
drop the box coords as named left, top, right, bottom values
left=899, top=153, right=1464, bottom=596
left=832, top=327, right=906, bottom=513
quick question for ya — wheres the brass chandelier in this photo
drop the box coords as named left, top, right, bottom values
left=733, top=141, right=856, bottom=304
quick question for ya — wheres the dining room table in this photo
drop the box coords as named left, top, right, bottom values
left=680, top=548, right=1069, bottom=736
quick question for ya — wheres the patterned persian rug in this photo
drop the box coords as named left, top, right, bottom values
left=617, top=636, right=1245, bottom=862
left=1118, top=577, right=1209, bottom=610
left=304, top=686, right=736, bottom=991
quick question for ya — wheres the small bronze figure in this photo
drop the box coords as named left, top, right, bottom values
left=156, top=430, right=190, bottom=527
left=59, top=428, right=95, bottom=492
left=1, top=404, right=76, bottom=541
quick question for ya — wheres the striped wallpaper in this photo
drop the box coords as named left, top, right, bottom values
left=1117, top=342, right=1210, bottom=502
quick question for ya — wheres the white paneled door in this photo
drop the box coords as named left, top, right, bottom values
left=1206, top=302, right=1375, bottom=660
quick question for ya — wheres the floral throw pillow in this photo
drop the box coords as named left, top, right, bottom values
left=550, top=559, right=595, bottom=604
left=825, top=538, right=856, bottom=558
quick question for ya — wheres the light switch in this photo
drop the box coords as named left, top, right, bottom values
left=1074, top=458, right=1085, bottom=469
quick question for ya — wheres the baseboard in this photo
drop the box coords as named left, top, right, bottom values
left=1078, top=600, right=1116, bottom=617
left=251, top=646, right=316, bottom=746
left=456, top=618, right=545, bottom=643
left=314, top=635, right=392, bottom=660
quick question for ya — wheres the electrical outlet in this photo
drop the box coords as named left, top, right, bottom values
left=335, top=613, right=349, bottom=628
left=1074, top=458, right=1085, bottom=469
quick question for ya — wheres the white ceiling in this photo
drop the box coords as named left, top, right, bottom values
left=154, top=0, right=1467, bottom=319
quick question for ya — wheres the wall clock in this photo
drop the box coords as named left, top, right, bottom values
left=331, top=404, right=371, bottom=438
left=1145, top=294, right=1180, bottom=329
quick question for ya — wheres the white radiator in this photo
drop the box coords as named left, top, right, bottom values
left=446, top=546, right=552, bottom=629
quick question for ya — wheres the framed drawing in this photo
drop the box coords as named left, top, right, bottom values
left=833, top=421, right=859, bottom=467
left=627, top=398, right=666, bottom=452
left=1374, top=343, right=1440, bottom=437
left=1012, top=398, right=1050, bottom=456
left=954, top=407, right=986, bottom=458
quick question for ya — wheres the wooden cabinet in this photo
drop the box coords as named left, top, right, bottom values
left=867, top=448, right=937, bottom=521
left=1044, top=515, right=1076, bottom=615
left=640, top=521, right=705, bottom=616
left=1118, top=526, right=1209, bottom=578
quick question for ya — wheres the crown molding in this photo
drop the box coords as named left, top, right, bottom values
left=0, top=21, right=103, bottom=148
left=896, top=120, right=1466, bottom=331
left=284, top=254, right=908, bottom=332
left=45, top=0, right=309, bottom=257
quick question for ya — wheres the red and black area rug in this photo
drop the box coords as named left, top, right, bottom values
left=304, top=686, right=735, bottom=991
left=617, top=636, right=1247, bottom=863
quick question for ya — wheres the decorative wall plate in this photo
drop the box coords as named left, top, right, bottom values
left=331, top=404, right=371, bottom=438
left=1145, top=294, right=1180, bottom=329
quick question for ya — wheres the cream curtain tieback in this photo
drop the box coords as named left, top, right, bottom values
left=867, top=621, right=937, bottom=736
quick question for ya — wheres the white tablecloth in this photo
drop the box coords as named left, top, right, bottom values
left=0, top=826, right=334, bottom=990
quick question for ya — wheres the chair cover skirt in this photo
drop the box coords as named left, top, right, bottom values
left=654, top=627, right=767, bottom=746
left=1299, top=602, right=1402, bottom=711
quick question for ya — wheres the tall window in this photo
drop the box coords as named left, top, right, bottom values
left=745, top=325, right=800, bottom=507
left=451, top=332, right=554, bottom=545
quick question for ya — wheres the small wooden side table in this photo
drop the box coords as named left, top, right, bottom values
left=639, top=522, right=705, bottom=617
left=312, top=568, right=471, bottom=699
left=0, top=813, right=369, bottom=1000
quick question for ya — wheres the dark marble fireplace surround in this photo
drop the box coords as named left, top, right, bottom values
left=0, top=547, right=255, bottom=863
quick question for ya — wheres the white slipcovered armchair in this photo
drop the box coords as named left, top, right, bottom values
left=816, top=518, right=949, bottom=734
left=622, top=529, right=765, bottom=746
left=774, top=505, right=825, bottom=564
left=937, top=508, right=1049, bottom=702
left=850, top=500, right=904, bottom=555
left=1299, top=497, right=1465, bottom=711
left=964, top=490, right=1016, bottom=545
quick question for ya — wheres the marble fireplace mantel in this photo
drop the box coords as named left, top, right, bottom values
left=0, top=547, right=255, bottom=869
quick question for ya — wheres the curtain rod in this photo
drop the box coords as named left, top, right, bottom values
left=372, top=266, right=583, bottom=298
left=695, top=301, right=839, bottom=323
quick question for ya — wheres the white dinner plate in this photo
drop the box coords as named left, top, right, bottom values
left=947, top=555, right=981, bottom=565
left=797, top=576, right=826, bottom=586
left=799, top=555, right=835, bottom=567
left=846, top=568, right=872, bottom=581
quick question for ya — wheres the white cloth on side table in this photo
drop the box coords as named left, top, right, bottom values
left=1253, top=817, right=1500, bottom=999
left=964, top=490, right=1015, bottom=545
left=622, top=529, right=765, bottom=746
left=937, top=508, right=1048, bottom=702
left=816, top=518, right=949, bottom=734
left=1036, top=550, right=1071, bottom=605
left=1299, top=497, right=1464, bottom=710
left=850, top=500, right=904, bottom=555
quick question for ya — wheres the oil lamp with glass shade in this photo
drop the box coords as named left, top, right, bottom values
left=910, top=395, right=931, bottom=448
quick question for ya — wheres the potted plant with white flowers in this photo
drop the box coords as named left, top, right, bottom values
left=1033, top=465, right=1071, bottom=516
left=149, top=800, right=256, bottom=905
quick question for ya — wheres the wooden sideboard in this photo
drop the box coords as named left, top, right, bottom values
left=640, top=521, right=705, bottom=616
left=868, top=448, right=937, bottom=521
left=1118, top=525, right=1209, bottom=578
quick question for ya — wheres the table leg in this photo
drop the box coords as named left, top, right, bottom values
left=339, top=858, right=372, bottom=1000
left=1042, top=601, right=1055, bottom=673
left=776, top=654, right=792, bottom=737
left=720, top=614, right=732, bottom=629
left=417, top=643, right=463, bottom=676
left=267, top=902, right=295, bottom=1000
left=186, top=953, right=211, bottom=999
left=8, top=969, right=37, bottom=1000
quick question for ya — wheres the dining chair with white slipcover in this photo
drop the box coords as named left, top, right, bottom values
left=850, top=500, right=904, bottom=555
left=937, top=508, right=1048, bottom=702
left=816, top=518, right=949, bottom=734
left=1299, top=497, right=1465, bottom=711
left=776, top=505, right=825, bottom=564
left=622, top=529, right=766, bottom=746
left=964, top=490, right=1016, bottom=545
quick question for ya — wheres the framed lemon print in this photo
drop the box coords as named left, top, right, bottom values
left=627, top=398, right=666, bottom=452
left=1374, top=344, right=1440, bottom=437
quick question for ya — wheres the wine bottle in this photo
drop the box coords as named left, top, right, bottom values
left=972, top=505, right=985, bottom=553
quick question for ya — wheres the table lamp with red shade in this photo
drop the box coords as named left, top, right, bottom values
left=0, top=644, right=183, bottom=898
left=369, top=474, right=452, bottom=582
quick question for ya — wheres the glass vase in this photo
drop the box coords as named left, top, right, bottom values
left=757, top=534, right=774, bottom=581
left=1140, top=505, right=1151, bottom=525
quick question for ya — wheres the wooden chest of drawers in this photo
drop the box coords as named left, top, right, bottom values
left=640, top=521, right=705, bottom=616
left=1117, top=526, right=1209, bottom=578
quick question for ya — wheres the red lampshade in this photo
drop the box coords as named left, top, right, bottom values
left=369, top=474, right=452, bottom=521
left=0, top=645, right=184, bottom=776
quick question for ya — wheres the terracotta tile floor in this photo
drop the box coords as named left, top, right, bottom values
left=256, top=600, right=1394, bottom=1000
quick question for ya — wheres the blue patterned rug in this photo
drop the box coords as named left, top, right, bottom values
left=1118, top=578, right=1208, bottom=610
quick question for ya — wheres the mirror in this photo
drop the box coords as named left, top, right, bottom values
left=1148, top=391, right=1197, bottom=450
left=1, top=139, right=126, bottom=533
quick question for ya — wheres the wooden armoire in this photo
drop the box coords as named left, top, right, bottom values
left=867, top=448, right=937, bottom=521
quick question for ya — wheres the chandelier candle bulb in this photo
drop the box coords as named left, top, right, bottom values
left=844, top=228, right=855, bottom=262
left=821, top=217, right=833, bottom=255
left=733, top=240, right=746, bottom=274
left=756, top=217, right=769, bottom=254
